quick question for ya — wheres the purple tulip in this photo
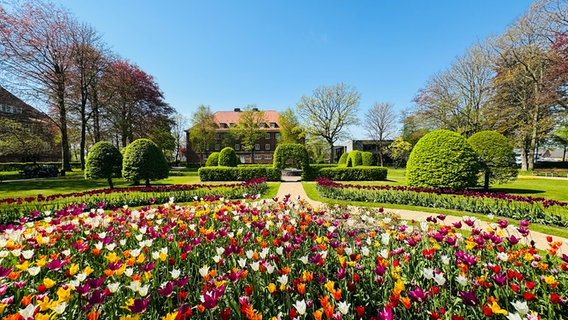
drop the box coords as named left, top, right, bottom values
left=128, top=297, right=149, bottom=313
left=459, top=289, right=479, bottom=306
left=408, top=287, right=427, bottom=303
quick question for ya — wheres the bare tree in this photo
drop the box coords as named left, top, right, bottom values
left=297, top=83, right=360, bottom=163
left=0, top=1, right=79, bottom=172
left=364, top=102, right=396, bottom=166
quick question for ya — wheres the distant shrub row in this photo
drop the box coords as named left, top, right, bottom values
left=199, top=166, right=280, bottom=181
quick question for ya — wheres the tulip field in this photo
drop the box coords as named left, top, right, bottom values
left=0, top=178, right=566, bottom=319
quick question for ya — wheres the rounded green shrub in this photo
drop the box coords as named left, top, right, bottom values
left=218, top=147, right=239, bottom=167
left=361, top=151, right=376, bottom=166
left=338, top=152, right=349, bottom=167
left=122, top=138, right=169, bottom=186
left=85, top=141, right=122, bottom=188
left=347, top=150, right=362, bottom=167
left=205, top=152, right=220, bottom=166
left=468, top=131, right=517, bottom=190
left=406, top=129, right=479, bottom=189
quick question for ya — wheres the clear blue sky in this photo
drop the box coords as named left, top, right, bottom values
left=55, top=0, right=533, bottom=140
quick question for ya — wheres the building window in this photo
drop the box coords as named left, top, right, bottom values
left=255, top=144, right=260, bottom=151
left=270, top=122, right=277, bottom=128
left=265, top=132, right=271, bottom=139
left=215, top=144, right=220, bottom=151
left=264, top=155, right=272, bottom=160
left=254, top=155, right=262, bottom=161
left=235, top=144, right=240, bottom=151
left=265, top=144, right=270, bottom=151
left=275, top=133, right=281, bottom=139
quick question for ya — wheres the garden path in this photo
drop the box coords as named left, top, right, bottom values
left=276, top=181, right=568, bottom=255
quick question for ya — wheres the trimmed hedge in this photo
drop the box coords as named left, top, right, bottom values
left=273, top=143, right=310, bottom=170
left=218, top=147, right=239, bottom=167
left=338, top=152, right=349, bottom=167
left=406, top=130, right=479, bottom=190
left=361, top=151, right=376, bottom=166
left=0, top=162, right=81, bottom=172
left=205, top=152, right=220, bottom=166
left=199, top=166, right=280, bottom=181
left=317, top=166, right=388, bottom=181
left=347, top=150, right=362, bottom=167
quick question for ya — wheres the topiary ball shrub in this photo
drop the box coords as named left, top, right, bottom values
left=205, top=152, right=220, bottom=166
left=218, top=147, right=239, bottom=167
left=406, top=129, right=479, bottom=190
left=338, top=152, right=349, bottom=167
left=122, top=138, right=169, bottom=186
left=347, top=150, right=362, bottom=167
left=361, top=151, right=376, bottom=166
left=85, top=141, right=122, bottom=188
left=468, top=131, right=518, bottom=190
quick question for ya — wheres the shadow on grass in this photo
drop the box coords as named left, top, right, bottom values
left=485, top=187, right=546, bottom=195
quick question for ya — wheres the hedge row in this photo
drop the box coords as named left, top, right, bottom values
left=317, top=166, right=388, bottom=181
left=198, top=166, right=281, bottom=181
left=0, top=162, right=82, bottom=172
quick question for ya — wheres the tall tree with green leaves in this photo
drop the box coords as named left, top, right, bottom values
left=297, top=83, right=360, bottom=163
left=231, top=105, right=265, bottom=164
left=278, top=107, right=305, bottom=144
left=0, top=118, right=51, bottom=162
left=189, top=105, right=217, bottom=165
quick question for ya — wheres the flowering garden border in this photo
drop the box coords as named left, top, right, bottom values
left=315, top=178, right=568, bottom=228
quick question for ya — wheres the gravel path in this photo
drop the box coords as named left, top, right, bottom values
left=276, top=181, right=568, bottom=255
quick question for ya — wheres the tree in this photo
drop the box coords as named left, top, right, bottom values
left=146, top=115, right=176, bottom=160
left=297, top=83, right=361, bottom=163
left=67, top=23, right=108, bottom=170
left=0, top=118, right=51, bottom=161
left=413, top=42, right=494, bottom=137
left=305, top=134, right=330, bottom=163
left=101, top=60, right=173, bottom=148
left=84, top=141, right=122, bottom=188
left=0, top=1, right=78, bottom=172
left=406, top=130, right=479, bottom=189
left=364, top=102, right=397, bottom=166
left=388, top=137, right=411, bottom=168
left=468, top=131, right=518, bottom=190
left=122, top=138, right=169, bottom=186
left=551, top=120, right=568, bottom=161
left=278, top=107, right=305, bottom=144
left=231, top=105, right=265, bottom=164
left=188, top=105, right=217, bottom=165
left=171, top=112, right=188, bottom=164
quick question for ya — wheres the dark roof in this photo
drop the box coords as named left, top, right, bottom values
left=0, top=86, right=47, bottom=120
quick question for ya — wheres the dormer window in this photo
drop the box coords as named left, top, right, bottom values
left=230, top=123, right=235, bottom=128
left=270, top=122, right=278, bottom=128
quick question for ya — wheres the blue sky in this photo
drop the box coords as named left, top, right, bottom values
left=55, top=0, right=533, bottom=140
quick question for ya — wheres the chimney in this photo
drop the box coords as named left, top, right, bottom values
left=234, top=107, right=241, bottom=112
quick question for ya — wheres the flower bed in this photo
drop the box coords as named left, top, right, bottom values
left=316, top=178, right=568, bottom=228
left=0, top=195, right=566, bottom=319
left=0, top=178, right=267, bottom=225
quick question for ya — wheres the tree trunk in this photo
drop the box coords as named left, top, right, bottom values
left=80, top=115, right=87, bottom=170
left=520, top=146, right=528, bottom=171
left=328, top=141, right=334, bottom=164
left=57, top=77, right=72, bottom=172
left=145, top=178, right=150, bottom=187
left=483, top=169, right=490, bottom=191
left=91, top=89, right=101, bottom=142
left=563, top=146, right=566, bottom=162
left=251, top=149, right=255, bottom=164
left=107, top=177, right=114, bottom=189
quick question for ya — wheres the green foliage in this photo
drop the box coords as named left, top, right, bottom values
left=389, top=137, right=412, bottom=168
left=317, top=166, right=388, bottom=181
left=198, top=167, right=280, bottom=181
left=122, top=138, right=170, bottom=185
left=273, top=143, right=310, bottom=170
left=361, top=152, right=376, bottom=166
left=468, top=131, right=518, bottom=189
left=347, top=150, right=362, bottom=167
left=189, top=105, right=218, bottom=164
left=338, top=152, right=349, bottom=167
left=406, top=130, right=479, bottom=189
left=0, top=118, right=51, bottom=161
left=85, top=142, right=122, bottom=188
left=218, top=147, right=239, bottom=167
left=231, top=105, right=265, bottom=163
left=278, top=107, right=306, bottom=144
left=205, top=152, right=220, bottom=166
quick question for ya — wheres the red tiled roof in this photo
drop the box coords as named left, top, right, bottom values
left=213, top=110, right=280, bottom=128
